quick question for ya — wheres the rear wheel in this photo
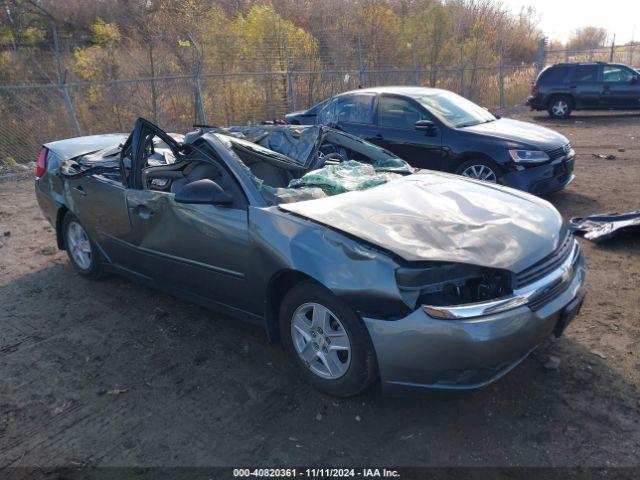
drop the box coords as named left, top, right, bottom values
left=62, top=214, right=103, bottom=278
left=279, top=281, right=377, bottom=397
left=547, top=95, right=573, bottom=118
left=455, top=158, right=501, bottom=183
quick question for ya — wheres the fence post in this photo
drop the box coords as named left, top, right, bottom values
left=459, top=45, right=466, bottom=97
left=357, top=35, right=366, bottom=88
left=188, top=33, right=207, bottom=125
left=498, top=41, right=505, bottom=109
left=283, top=34, right=297, bottom=112
left=609, top=35, right=616, bottom=62
left=53, top=28, right=81, bottom=137
left=411, top=36, right=419, bottom=85
left=536, top=37, right=546, bottom=73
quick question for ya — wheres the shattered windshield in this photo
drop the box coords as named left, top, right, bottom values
left=216, top=125, right=413, bottom=205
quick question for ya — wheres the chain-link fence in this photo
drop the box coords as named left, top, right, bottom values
left=543, top=42, right=640, bottom=68
left=0, top=70, right=537, bottom=166
left=3, top=24, right=640, bottom=168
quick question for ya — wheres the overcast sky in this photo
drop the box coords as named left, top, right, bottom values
left=503, top=0, right=639, bottom=44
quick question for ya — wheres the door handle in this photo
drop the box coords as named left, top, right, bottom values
left=569, top=84, right=577, bottom=89
left=136, top=204, right=155, bottom=219
left=373, top=134, right=384, bottom=140
left=73, top=185, right=87, bottom=196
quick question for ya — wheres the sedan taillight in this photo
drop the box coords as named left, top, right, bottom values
left=531, top=83, right=539, bottom=96
left=36, top=147, right=48, bottom=177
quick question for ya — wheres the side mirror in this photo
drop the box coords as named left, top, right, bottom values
left=174, top=179, right=233, bottom=206
left=631, top=76, right=638, bottom=84
left=415, top=120, right=437, bottom=134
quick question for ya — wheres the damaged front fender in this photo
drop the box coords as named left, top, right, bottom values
left=248, top=206, right=410, bottom=328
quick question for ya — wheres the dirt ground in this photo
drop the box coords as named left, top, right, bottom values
left=1, top=107, right=639, bottom=469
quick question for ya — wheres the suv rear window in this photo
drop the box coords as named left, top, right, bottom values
left=539, top=66, right=569, bottom=83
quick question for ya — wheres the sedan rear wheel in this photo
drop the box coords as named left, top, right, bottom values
left=62, top=213, right=103, bottom=278
left=280, top=280, right=377, bottom=397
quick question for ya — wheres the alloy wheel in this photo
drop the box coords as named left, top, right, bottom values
left=290, top=302, right=351, bottom=380
left=551, top=100, right=568, bottom=117
left=461, top=164, right=498, bottom=183
left=67, top=221, right=92, bottom=270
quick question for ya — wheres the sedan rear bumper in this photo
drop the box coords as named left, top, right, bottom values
left=363, top=252, right=586, bottom=396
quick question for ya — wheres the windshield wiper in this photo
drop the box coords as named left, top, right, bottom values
left=456, top=118, right=495, bottom=128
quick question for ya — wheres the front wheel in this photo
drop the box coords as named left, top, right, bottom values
left=455, top=159, right=501, bottom=183
left=279, top=281, right=377, bottom=397
left=62, top=213, right=103, bottom=278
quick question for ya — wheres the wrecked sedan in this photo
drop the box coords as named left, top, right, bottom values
left=35, top=119, right=586, bottom=397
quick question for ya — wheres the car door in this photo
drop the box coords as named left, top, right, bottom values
left=370, top=94, right=443, bottom=169
left=66, top=172, right=134, bottom=267
left=123, top=120, right=251, bottom=311
left=601, top=65, right=640, bottom=108
left=568, top=64, right=601, bottom=108
left=125, top=188, right=251, bottom=310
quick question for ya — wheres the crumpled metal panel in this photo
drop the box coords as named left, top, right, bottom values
left=280, top=171, right=565, bottom=272
left=570, top=211, right=640, bottom=242
left=248, top=206, right=409, bottom=318
left=45, top=133, right=127, bottom=161
left=227, top=125, right=319, bottom=165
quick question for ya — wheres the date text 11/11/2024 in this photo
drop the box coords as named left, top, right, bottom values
left=233, top=468, right=401, bottom=478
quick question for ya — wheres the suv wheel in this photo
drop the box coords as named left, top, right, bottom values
left=62, top=214, right=103, bottom=278
left=279, top=280, right=377, bottom=397
left=548, top=96, right=573, bottom=118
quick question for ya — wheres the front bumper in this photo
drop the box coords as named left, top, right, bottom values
left=501, top=155, right=575, bottom=196
left=363, top=247, right=586, bottom=396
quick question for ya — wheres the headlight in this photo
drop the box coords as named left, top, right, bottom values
left=508, top=149, right=550, bottom=163
left=395, top=263, right=512, bottom=311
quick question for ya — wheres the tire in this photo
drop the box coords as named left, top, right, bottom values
left=279, top=280, right=377, bottom=397
left=455, top=158, right=502, bottom=183
left=62, top=213, right=103, bottom=278
left=547, top=95, right=573, bottom=118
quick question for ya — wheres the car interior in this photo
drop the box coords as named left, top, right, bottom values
left=64, top=120, right=412, bottom=207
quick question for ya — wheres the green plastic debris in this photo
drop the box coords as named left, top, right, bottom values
left=370, top=156, right=412, bottom=171
left=287, top=160, right=401, bottom=195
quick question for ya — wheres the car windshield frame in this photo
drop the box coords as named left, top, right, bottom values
left=412, top=91, right=496, bottom=128
left=209, top=127, right=414, bottom=207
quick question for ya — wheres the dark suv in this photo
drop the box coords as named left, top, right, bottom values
left=527, top=62, right=640, bottom=118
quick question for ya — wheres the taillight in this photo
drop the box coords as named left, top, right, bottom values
left=531, top=83, right=539, bottom=96
left=36, top=147, right=48, bottom=177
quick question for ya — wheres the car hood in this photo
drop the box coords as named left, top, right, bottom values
left=461, top=118, right=568, bottom=150
left=279, top=172, right=566, bottom=273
